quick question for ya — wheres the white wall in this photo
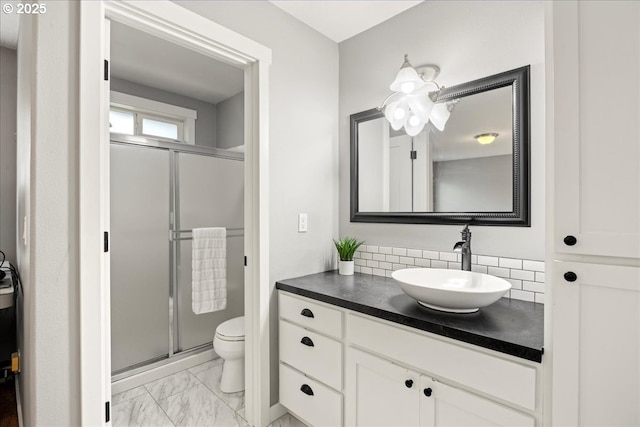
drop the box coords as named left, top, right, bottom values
left=172, top=0, right=340, bottom=406
left=0, top=47, right=16, bottom=261
left=339, top=0, right=545, bottom=260
left=16, top=2, right=81, bottom=425
left=216, top=91, right=244, bottom=149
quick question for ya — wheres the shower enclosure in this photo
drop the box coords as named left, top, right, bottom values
left=109, top=135, right=244, bottom=379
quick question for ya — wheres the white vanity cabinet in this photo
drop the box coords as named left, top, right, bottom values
left=278, top=291, right=542, bottom=427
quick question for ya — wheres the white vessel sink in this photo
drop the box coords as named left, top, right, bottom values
left=391, top=268, right=511, bottom=313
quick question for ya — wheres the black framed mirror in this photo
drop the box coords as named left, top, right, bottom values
left=350, top=65, right=530, bottom=226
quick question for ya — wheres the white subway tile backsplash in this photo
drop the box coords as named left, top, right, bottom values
left=354, top=266, right=361, bottom=273
left=488, top=266, right=510, bottom=278
left=415, top=258, right=431, bottom=267
left=385, top=254, right=400, bottom=263
left=511, top=269, right=535, bottom=281
left=351, top=243, right=545, bottom=304
left=511, top=289, right=535, bottom=302
left=422, top=250, right=439, bottom=260
left=471, top=265, right=488, bottom=274
left=477, top=255, right=499, bottom=267
left=523, top=281, right=545, bottom=293
left=507, top=279, right=523, bottom=290
left=372, top=253, right=386, bottom=262
left=407, top=249, right=422, bottom=258
left=392, top=247, right=407, bottom=256
left=399, top=256, right=415, bottom=265
left=360, top=252, right=373, bottom=260
left=440, top=252, right=458, bottom=262
left=499, top=258, right=522, bottom=269
left=431, top=260, right=448, bottom=269
left=523, top=260, right=545, bottom=272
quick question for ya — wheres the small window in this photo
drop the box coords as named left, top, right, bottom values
left=109, top=110, right=135, bottom=135
left=141, top=117, right=179, bottom=140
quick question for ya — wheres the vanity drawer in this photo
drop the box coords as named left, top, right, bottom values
left=280, top=363, right=342, bottom=427
left=279, top=292, right=343, bottom=339
left=280, top=320, right=342, bottom=390
left=347, top=313, right=537, bottom=411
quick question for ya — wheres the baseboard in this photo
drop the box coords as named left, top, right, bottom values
left=270, top=402, right=287, bottom=423
left=111, top=349, right=216, bottom=395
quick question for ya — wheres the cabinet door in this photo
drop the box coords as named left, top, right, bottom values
left=551, top=1, right=640, bottom=258
left=419, top=377, right=534, bottom=427
left=346, top=348, right=419, bottom=427
left=551, top=261, right=639, bottom=426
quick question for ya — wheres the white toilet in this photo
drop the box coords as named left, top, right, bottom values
left=213, top=316, right=245, bottom=393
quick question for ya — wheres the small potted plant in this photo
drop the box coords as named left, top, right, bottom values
left=333, top=237, right=365, bottom=275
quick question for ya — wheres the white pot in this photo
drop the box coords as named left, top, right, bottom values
left=338, top=260, right=354, bottom=276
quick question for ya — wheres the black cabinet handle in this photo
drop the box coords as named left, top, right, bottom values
left=423, top=387, right=432, bottom=397
left=564, top=235, right=577, bottom=246
left=300, top=308, right=314, bottom=318
left=300, top=384, right=314, bottom=396
left=564, top=271, right=577, bottom=282
left=405, top=379, right=414, bottom=388
left=300, top=336, right=314, bottom=347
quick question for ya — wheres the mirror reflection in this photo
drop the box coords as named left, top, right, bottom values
left=358, top=86, right=512, bottom=213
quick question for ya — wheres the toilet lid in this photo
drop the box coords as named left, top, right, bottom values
left=216, top=316, right=245, bottom=339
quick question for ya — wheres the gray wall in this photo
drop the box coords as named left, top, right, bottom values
left=111, top=77, right=219, bottom=148
left=434, top=155, right=512, bottom=212
left=178, top=1, right=339, bottom=405
left=0, top=47, right=16, bottom=261
left=339, top=0, right=545, bottom=260
left=216, top=91, right=244, bottom=149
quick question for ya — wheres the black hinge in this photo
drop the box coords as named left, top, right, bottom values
left=244, top=256, right=247, bottom=266
left=104, top=60, right=109, bottom=81
left=104, top=232, right=109, bottom=252
left=105, top=401, right=110, bottom=423
left=410, top=150, right=417, bottom=160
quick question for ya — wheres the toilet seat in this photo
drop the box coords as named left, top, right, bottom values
left=215, top=316, right=245, bottom=342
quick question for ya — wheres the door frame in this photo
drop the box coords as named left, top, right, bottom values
left=79, top=2, right=272, bottom=425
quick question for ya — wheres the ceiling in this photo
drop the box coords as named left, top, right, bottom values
left=270, top=0, right=423, bottom=43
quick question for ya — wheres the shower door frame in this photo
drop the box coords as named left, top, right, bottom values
left=79, top=2, right=273, bottom=426
left=109, top=136, right=245, bottom=380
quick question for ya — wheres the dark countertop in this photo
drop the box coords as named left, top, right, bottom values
left=276, top=271, right=544, bottom=363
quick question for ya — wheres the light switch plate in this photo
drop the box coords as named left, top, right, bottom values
left=298, top=213, right=308, bottom=232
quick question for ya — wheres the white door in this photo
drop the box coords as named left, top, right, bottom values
left=551, top=1, right=640, bottom=258
left=551, top=261, right=639, bottom=426
left=346, top=348, right=420, bottom=427
left=419, top=377, right=534, bottom=427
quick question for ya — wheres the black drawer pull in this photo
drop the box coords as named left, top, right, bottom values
left=300, top=336, right=314, bottom=347
left=564, top=271, right=578, bottom=282
left=300, top=308, right=314, bottom=318
left=300, top=384, right=314, bottom=396
left=423, top=387, right=432, bottom=397
left=564, top=235, right=577, bottom=246
left=405, top=379, right=413, bottom=388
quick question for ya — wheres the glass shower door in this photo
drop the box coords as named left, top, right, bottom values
left=110, top=144, right=171, bottom=373
left=175, top=152, right=244, bottom=351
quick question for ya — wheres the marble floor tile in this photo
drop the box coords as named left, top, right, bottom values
left=112, top=386, right=149, bottom=407
left=194, top=362, right=245, bottom=413
left=188, top=358, right=224, bottom=376
left=158, top=383, right=248, bottom=427
left=267, top=413, right=308, bottom=427
left=145, top=370, right=201, bottom=401
left=112, top=392, right=174, bottom=427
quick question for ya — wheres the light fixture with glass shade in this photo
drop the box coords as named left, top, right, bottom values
left=475, top=133, right=499, bottom=145
left=378, top=54, right=455, bottom=135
